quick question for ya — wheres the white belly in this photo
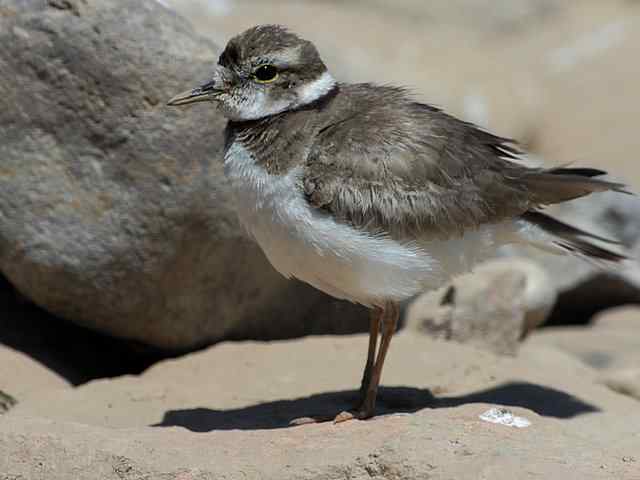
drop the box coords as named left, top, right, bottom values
left=224, top=142, right=515, bottom=306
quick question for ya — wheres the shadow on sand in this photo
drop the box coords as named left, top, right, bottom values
left=153, top=381, right=600, bottom=431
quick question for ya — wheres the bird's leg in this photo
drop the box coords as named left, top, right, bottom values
left=335, top=300, right=399, bottom=423
left=358, top=306, right=382, bottom=404
left=358, top=301, right=399, bottom=416
left=290, top=302, right=398, bottom=427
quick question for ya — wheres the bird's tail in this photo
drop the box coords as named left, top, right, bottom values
left=520, top=211, right=626, bottom=262
left=521, top=166, right=630, bottom=204
left=515, top=167, right=630, bottom=263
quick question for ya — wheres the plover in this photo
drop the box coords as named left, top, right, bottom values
left=168, top=25, right=627, bottom=423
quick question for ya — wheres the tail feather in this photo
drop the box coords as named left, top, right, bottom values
left=521, top=211, right=627, bottom=262
left=547, top=167, right=607, bottom=178
left=521, top=167, right=630, bottom=206
left=512, top=166, right=631, bottom=263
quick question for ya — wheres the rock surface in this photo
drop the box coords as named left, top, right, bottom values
left=529, top=307, right=640, bottom=401
left=529, top=307, right=640, bottom=372
left=0, top=0, right=366, bottom=350
left=603, top=369, right=640, bottom=402
left=0, top=345, right=70, bottom=405
left=2, top=330, right=640, bottom=479
left=406, top=258, right=556, bottom=355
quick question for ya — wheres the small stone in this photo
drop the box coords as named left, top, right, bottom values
left=479, top=407, right=532, bottom=428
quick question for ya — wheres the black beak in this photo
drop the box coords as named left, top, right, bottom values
left=167, top=80, right=222, bottom=106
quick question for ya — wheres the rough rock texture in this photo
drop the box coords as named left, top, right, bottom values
left=406, top=258, right=556, bottom=355
left=2, top=406, right=638, bottom=480
left=3, top=331, right=640, bottom=479
left=0, top=0, right=366, bottom=350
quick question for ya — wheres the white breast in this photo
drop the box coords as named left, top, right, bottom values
left=224, top=142, right=518, bottom=306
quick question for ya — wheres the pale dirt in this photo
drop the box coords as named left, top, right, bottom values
left=3, top=322, right=640, bottom=479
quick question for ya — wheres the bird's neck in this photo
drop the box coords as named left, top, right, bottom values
left=224, top=84, right=341, bottom=175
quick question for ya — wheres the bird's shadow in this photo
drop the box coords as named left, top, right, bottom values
left=152, top=381, right=599, bottom=432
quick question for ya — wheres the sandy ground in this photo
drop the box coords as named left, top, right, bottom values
left=2, top=308, right=640, bottom=478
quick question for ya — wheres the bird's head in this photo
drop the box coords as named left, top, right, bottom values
left=167, top=25, right=336, bottom=121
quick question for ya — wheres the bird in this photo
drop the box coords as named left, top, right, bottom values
left=167, top=24, right=628, bottom=424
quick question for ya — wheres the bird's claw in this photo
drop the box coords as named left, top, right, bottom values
left=333, top=408, right=373, bottom=424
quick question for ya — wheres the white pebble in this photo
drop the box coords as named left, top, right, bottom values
left=479, top=407, right=531, bottom=428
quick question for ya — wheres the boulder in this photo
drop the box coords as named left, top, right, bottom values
left=0, top=0, right=367, bottom=350
left=406, top=258, right=556, bottom=355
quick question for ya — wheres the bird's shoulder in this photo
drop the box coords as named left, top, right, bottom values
left=308, top=82, right=521, bottom=184
left=303, top=82, right=531, bottom=238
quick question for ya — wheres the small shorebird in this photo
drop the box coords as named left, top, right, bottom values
left=168, top=25, right=626, bottom=423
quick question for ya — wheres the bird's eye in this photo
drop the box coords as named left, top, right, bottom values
left=253, top=65, right=279, bottom=83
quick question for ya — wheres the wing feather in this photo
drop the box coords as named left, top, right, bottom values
left=302, top=84, right=626, bottom=240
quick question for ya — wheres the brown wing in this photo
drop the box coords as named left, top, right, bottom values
left=302, top=84, right=624, bottom=239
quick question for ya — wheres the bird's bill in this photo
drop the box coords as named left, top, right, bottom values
left=166, top=81, right=222, bottom=106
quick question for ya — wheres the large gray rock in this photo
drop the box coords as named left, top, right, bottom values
left=0, top=0, right=366, bottom=350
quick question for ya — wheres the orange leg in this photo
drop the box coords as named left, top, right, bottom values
left=335, top=301, right=400, bottom=422
left=290, top=301, right=400, bottom=426
left=358, top=306, right=382, bottom=403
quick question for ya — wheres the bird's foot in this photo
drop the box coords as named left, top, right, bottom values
left=289, top=395, right=376, bottom=426
left=288, top=399, right=375, bottom=426
left=333, top=393, right=376, bottom=423
left=288, top=409, right=373, bottom=426
left=288, top=415, right=331, bottom=426
left=332, top=407, right=373, bottom=423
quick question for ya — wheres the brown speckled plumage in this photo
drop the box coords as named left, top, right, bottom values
left=227, top=82, right=625, bottom=243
